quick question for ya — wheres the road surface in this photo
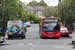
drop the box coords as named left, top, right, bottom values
left=0, top=24, right=74, bottom=50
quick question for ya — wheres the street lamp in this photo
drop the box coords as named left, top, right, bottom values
left=37, top=5, right=39, bottom=23
left=37, top=6, right=38, bottom=18
left=19, top=0, right=21, bottom=21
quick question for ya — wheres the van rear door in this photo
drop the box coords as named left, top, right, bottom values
left=7, top=21, right=22, bottom=35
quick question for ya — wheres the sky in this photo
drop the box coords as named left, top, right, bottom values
left=20, top=0, right=59, bottom=6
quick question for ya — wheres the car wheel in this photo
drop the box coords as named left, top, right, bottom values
left=24, top=35, right=25, bottom=38
left=67, top=36, right=69, bottom=37
left=11, top=37, right=13, bottom=39
left=8, top=37, right=10, bottom=39
left=21, top=34, right=25, bottom=39
left=21, top=36, right=24, bottom=39
left=72, top=41, right=74, bottom=44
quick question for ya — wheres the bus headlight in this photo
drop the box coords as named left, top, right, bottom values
left=43, top=32, right=46, bottom=35
left=57, top=33, right=59, bottom=35
left=43, top=32, right=45, bottom=34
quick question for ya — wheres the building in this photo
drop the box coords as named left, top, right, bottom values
left=24, top=6, right=45, bottom=18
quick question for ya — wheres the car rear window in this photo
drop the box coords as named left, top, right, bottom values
left=61, top=28, right=68, bottom=31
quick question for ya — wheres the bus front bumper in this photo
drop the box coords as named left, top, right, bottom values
left=41, top=32, right=61, bottom=38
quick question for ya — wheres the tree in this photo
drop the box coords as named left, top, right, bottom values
left=29, top=0, right=38, bottom=6
left=0, top=0, right=6, bottom=26
left=58, top=0, right=75, bottom=27
left=0, top=0, right=29, bottom=25
left=53, top=11, right=58, bottom=17
left=34, top=18, right=41, bottom=23
left=4, top=0, right=20, bottom=22
left=22, top=12, right=29, bottom=22
left=4, top=0, right=27, bottom=23
left=39, top=0, right=47, bottom=7
left=27, top=13, right=36, bottom=21
left=42, top=6, right=55, bottom=17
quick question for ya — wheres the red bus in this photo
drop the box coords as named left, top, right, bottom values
left=39, top=17, right=61, bottom=38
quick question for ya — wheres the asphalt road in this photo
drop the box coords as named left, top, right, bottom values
left=0, top=24, right=74, bottom=50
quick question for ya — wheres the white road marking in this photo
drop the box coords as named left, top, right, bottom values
left=31, top=48, right=33, bottom=50
left=37, top=42, right=39, bottom=45
left=63, top=42, right=71, bottom=45
left=63, top=43, right=68, bottom=45
left=18, top=43, right=24, bottom=45
left=54, top=46, right=65, bottom=48
left=31, top=41, right=40, bottom=50
left=27, top=43, right=33, bottom=45
left=65, top=48, right=72, bottom=49
left=33, top=45, right=37, bottom=48
left=54, top=46, right=73, bottom=49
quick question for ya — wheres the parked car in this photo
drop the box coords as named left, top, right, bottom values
left=67, top=28, right=72, bottom=34
left=0, top=36, right=5, bottom=44
left=24, top=24, right=27, bottom=33
left=24, top=22, right=31, bottom=27
left=61, top=26, right=69, bottom=37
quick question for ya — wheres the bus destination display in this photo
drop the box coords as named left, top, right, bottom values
left=43, top=19, right=59, bottom=22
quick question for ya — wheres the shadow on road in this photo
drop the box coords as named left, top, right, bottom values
left=40, top=37, right=60, bottom=39
left=61, top=36, right=72, bottom=38
left=26, top=37, right=39, bottom=39
left=0, top=43, right=11, bottom=46
left=7, top=37, right=24, bottom=40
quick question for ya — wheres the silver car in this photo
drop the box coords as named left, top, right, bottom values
left=0, top=37, right=5, bottom=44
left=24, top=22, right=31, bottom=27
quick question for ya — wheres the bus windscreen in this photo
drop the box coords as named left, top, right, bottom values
left=43, top=19, right=60, bottom=32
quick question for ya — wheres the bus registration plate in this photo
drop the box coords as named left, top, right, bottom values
left=49, top=36, right=53, bottom=38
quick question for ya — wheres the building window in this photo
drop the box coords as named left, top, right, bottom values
left=27, top=11, right=33, bottom=14
left=38, top=11, right=42, bottom=15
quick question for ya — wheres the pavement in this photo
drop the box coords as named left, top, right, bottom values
left=69, top=34, right=72, bottom=37
left=0, top=24, right=74, bottom=50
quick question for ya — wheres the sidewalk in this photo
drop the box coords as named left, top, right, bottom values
left=69, top=34, right=72, bottom=37
left=5, top=34, right=8, bottom=40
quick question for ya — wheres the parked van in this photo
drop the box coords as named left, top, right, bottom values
left=7, top=20, right=26, bottom=39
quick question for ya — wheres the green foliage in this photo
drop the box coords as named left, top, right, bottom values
left=53, top=11, right=58, bottom=17
left=22, top=12, right=29, bottom=22
left=28, top=0, right=47, bottom=6
left=27, top=13, right=36, bottom=21
left=34, top=18, right=41, bottom=23
left=0, top=36, right=3, bottom=38
left=42, top=6, right=55, bottom=17
left=58, top=0, right=75, bottom=27
left=0, top=0, right=29, bottom=26
left=39, top=0, right=47, bottom=6
left=29, top=0, right=38, bottom=6
left=4, top=0, right=20, bottom=24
